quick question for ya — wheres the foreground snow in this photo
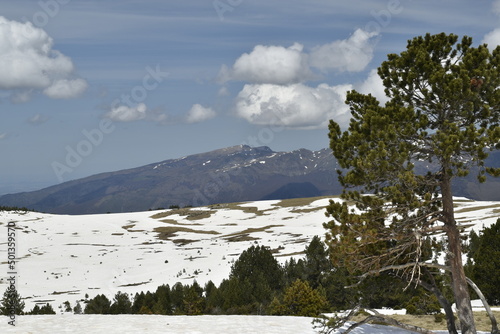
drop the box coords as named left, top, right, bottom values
left=0, top=314, right=485, bottom=334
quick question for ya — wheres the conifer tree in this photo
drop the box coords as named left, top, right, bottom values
left=30, top=303, right=56, bottom=315
left=110, top=291, right=132, bottom=314
left=204, top=280, right=224, bottom=314
left=303, top=236, right=332, bottom=288
left=170, top=282, right=185, bottom=314
left=84, top=294, right=111, bottom=314
left=230, top=245, right=283, bottom=292
left=73, top=301, right=82, bottom=314
left=270, top=279, right=328, bottom=317
left=0, top=287, right=24, bottom=316
left=152, top=284, right=172, bottom=315
left=471, top=219, right=500, bottom=305
left=183, top=281, right=205, bottom=315
left=326, top=32, right=500, bottom=334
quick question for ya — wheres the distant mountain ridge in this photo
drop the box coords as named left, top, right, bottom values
left=1, top=145, right=499, bottom=214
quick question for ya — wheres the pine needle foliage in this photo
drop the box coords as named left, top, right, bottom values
left=326, top=33, right=500, bottom=334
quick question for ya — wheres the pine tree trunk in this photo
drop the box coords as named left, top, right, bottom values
left=441, top=173, right=477, bottom=334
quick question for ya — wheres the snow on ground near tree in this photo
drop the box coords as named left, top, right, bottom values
left=0, top=196, right=499, bottom=315
left=0, top=314, right=486, bottom=334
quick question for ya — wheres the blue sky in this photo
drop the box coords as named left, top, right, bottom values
left=1, top=0, right=499, bottom=194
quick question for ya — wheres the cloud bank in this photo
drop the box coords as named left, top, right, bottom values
left=235, top=83, right=352, bottom=129
left=309, top=29, right=379, bottom=72
left=220, top=28, right=379, bottom=85
left=222, top=29, right=381, bottom=129
left=219, top=43, right=314, bottom=84
left=106, top=103, right=148, bottom=122
left=0, top=17, right=87, bottom=101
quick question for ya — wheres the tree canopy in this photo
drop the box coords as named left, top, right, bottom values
left=326, top=32, right=500, bottom=334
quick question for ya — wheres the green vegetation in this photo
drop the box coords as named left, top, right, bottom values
left=0, top=287, right=25, bottom=316
left=0, top=206, right=33, bottom=212
left=468, top=219, right=500, bottom=305
left=28, top=303, right=56, bottom=315
left=81, top=238, right=465, bottom=318
left=326, top=32, right=500, bottom=334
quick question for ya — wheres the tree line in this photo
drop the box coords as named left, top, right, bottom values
left=2, top=225, right=498, bottom=318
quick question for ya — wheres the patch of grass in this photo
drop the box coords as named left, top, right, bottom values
left=50, top=290, right=80, bottom=295
left=454, top=204, right=500, bottom=214
left=173, top=239, right=197, bottom=246
left=151, top=208, right=215, bottom=220
left=273, top=196, right=337, bottom=208
left=225, top=234, right=260, bottom=242
left=153, top=226, right=220, bottom=241
left=350, top=311, right=500, bottom=332
left=275, top=251, right=305, bottom=258
left=223, top=203, right=271, bottom=216
left=160, top=219, right=202, bottom=226
left=223, top=225, right=282, bottom=242
left=118, top=281, right=150, bottom=287
left=290, top=206, right=327, bottom=214
left=122, top=223, right=144, bottom=232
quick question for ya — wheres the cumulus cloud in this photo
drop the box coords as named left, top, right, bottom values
left=186, top=104, right=216, bottom=123
left=105, top=103, right=148, bottom=122
left=309, top=29, right=379, bottom=72
left=482, top=28, right=500, bottom=49
left=219, top=29, right=378, bottom=86
left=356, top=69, right=388, bottom=104
left=234, top=83, right=352, bottom=129
left=219, top=43, right=313, bottom=84
left=104, top=103, right=169, bottom=123
left=0, top=16, right=87, bottom=100
left=43, top=78, right=88, bottom=99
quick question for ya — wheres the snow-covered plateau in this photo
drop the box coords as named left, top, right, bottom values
left=0, top=196, right=498, bottom=333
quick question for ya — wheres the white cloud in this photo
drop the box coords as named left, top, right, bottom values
left=482, top=28, right=500, bottom=50
left=234, top=83, right=352, bottom=129
left=219, top=43, right=313, bottom=84
left=482, top=1, right=500, bottom=49
left=105, top=103, right=148, bottom=122
left=43, top=79, right=88, bottom=99
left=186, top=104, right=216, bottom=123
left=0, top=133, right=7, bottom=140
left=219, top=29, right=378, bottom=86
left=0, top=16, right=87, bottom=100
left=309, top=29, right=379, bottom=72
left=357, top=69, right=388, bottom=104
left=494, top=0, right=500, bottom=16
left=104, top=103, right=169, bottom=123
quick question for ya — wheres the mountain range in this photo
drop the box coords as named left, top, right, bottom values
left=1, top=145, right=499, bottom=214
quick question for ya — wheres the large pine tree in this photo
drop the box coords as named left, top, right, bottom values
left=326, top=33, right=500, bottom=334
